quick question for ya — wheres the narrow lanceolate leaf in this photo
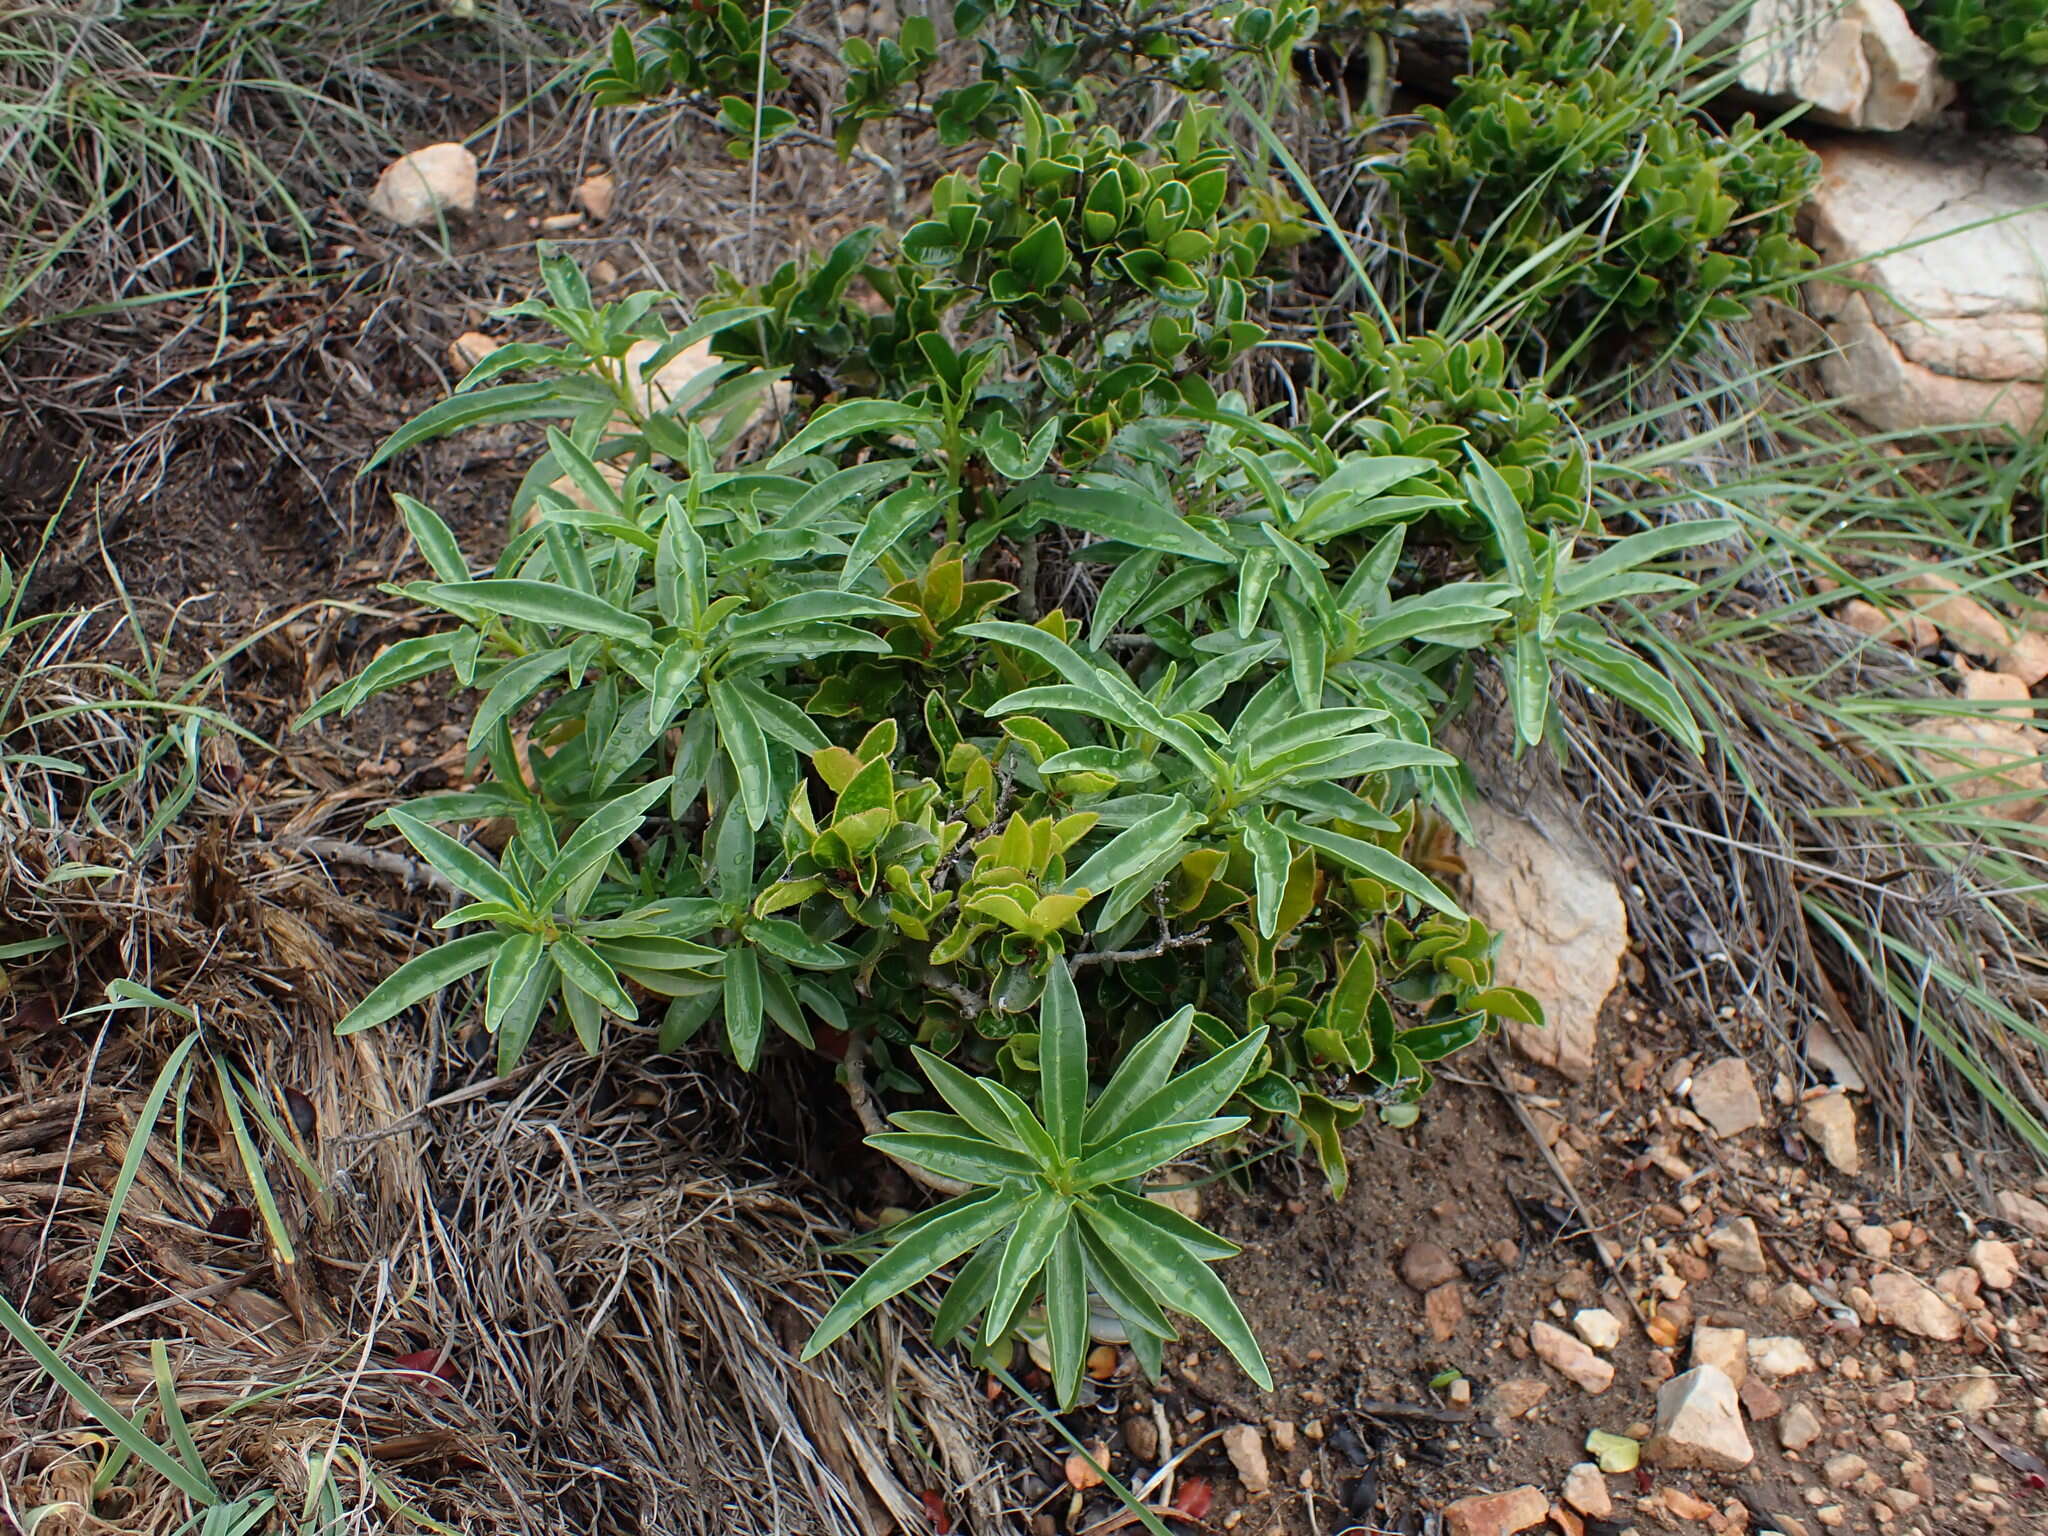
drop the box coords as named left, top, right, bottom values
left=1556, top=518, right=1736, bottom=601
left=724, top=945, right=764, bottom=1070
left=710, top=679, right=773, bottom=830
left=931, top=1238, right=1004, bottom=1347
left=1039, top=963, right=1088, bottom=1157
left=866, top=1133, right=1042, bottom=1186
left=484, top=933, right=546, bottom=1035
left=1555, top=628, right=1704, bottom=754
left=535, top=779, right=673, bottom=908
left=1243, top=812, right=1291, bottom=939
left=550, top=934, right=635, bottom=1015
left=1462, top=450, right=1535, bottom=592
left=1509, top=624, right=1551, bottom=747
left=803, top=1186, right=1031, bottom=1357
left=1114, top=1030, right=1269, bottom=1140
left=426, top=579, right=650, bottom=640
left=1044, top=1225, right=1090, bottom=1409
left=983, top=1189, right=1072, bottom=1341
left=1075, top=1117, right=1248, bottom=1187
left=840, top=486, right=943, bottom=589
left=367, top=381, right=597, bottom=470
left=1276, top=816, right=1465, bottom=918
left=1082, top=1198, right=1272, bottom=1390
left=468, top=648, right=570, bottom=749
left=1080, top=1006, right=1195, bottom=1147
left=1063, top=799, right=1200, bottom=899
left=394, top=494, right=471, bottom=583
left=387, top=811, right=523, bottom=909
left=767, top=399, right=938, bottom=467
left=1102, top=1187, right=1239, bottom=1260
left=912, top=1048, right=1031, bottom=1151
left=336, top=933, right=501, bottom=1035
left=1079, top=1221, right=1175, bottom=1340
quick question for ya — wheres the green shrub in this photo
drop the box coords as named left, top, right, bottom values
left=1381, top=0, right=1817, bottom=364
left=319, top=18, right=1746, bottom=1393
left=1903, top=0, right=2048, bottom=131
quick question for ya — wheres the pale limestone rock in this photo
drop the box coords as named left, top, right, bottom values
left=1562, top=1464, right=1611, bottom=1520
left=1802, top=1093, right=1860, bottom=1174
left=1707, top=1215, right=1769, bottom=1274
left=448, top=331, right=497, bottom=372
left=368, top=143, right=478, bottom=228
left=1780, top=1401, right=1824, bottom=1450
left=1970, top=1238, right=2020, bottom=1290
left=574, top=171, right=615, bottom=222
left=1443, top=1487, right=1547, bottom=1536
left=1647, top=1366, right=1754, bottom=1472
left=1531, top=1320, right=1614, bottom=1395
left=1461, top=801, right=1625, bottom=1082
left=1692, top=1325, right=1749, bottom=1389
left=1952, top=1370, right=1999, bottom=1418
left=1222, top=1423, right=1270, bottom=1494
left=1681, top=0, right=1950, bottom=130
left=1806, top=141, right=2048, bottom=438
left=1401, top=1242, right=1458, bottom=1292
left=1996, top=1188, right=2048, bottom=1236
left=1899, top=571, right=2048, bottom=683
left=1690, top=1056, right=1765, bottom=1138
left=1573, top=1308, right=1623, bottom=1352
left=1747, top=1336, right=1817, bottom=1379
left=1870, top=1270, right=1965, bottom=1341
left=1916, top=717, right=2048, bottom=819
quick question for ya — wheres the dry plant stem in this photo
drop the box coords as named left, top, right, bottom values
left=842, top=1034, right=971, bottom=1197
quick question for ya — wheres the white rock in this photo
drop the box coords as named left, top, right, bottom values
left=1646, top=1365, right=1754, bottom=1472
left=1802, top=1093, right=1860, bottom=1174
left=1573, top=1308, right=1623, bottom=1352
left=448, top=331, right=497, bottom=372
left=1953, top=1370, right=1999, bottom=1418
left=1996, top=1188, right=2048, bottom=1237
left=1870, top=1270, right=1964, bottom=1341
left=1531, top=1320, right=1615, bottom=1395
left=1221, top=1423, right=1270, bottom=1494
left=1854, top=1225, right=1894, bottom=1260
left=1561, top=1463, right=1612, bottom=1520
left=1806, top=141, right=2048, bottom=438
left=1461, top=801, right=1626, bottom=1082
left=1779, top=1401, right=1824, bottom=1450
left=1692, top=1325, right=1749, bottom=1389
left=368, top=143, right=478, bottom=228
left=1681, top=0, right=1950, bottom=130
left=574, top=171, right=615, bottom=222
left=1707, top=1215, right=1769, bottom=1275
left=1747, top=1336, right=1817, bottom=1379
left=1970, top=1238, right=2020, bottom=1290
left=1690, top=1055, right=1766, bottom=1138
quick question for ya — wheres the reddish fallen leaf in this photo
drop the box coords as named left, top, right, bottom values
left=1171, top=1478, right=1213, bottom=1519
left=919, top=1490, right=951, bottom=1534
left=1969, top=1421, right=2048, bottom=1482
left=207, top=1205, right=254, bottom=1241
left=15, top=996, right=63, bottom=1033
left=393, top=1347, right=455, bottom=1397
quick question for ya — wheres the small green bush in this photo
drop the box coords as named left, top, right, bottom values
left=1382, top=0, right=1817, bottom=363
left=1903, top=0, right=2048, bottom=131
left=323, top=16, right=1743, bottom=1403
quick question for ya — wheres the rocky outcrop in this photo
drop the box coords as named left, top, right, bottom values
left=1804, top=140, right=2048, bottom=437
left=1680, top=0, right=1951, bottom=130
